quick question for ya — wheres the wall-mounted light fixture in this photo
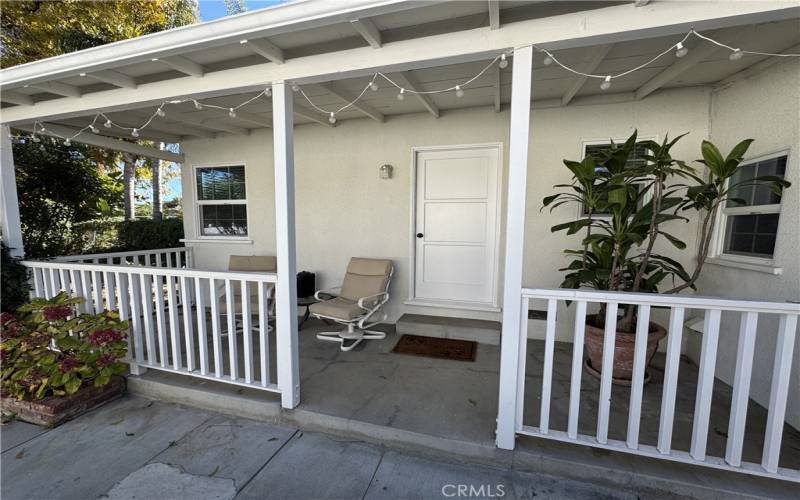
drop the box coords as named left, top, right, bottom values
left=379, top=164, right=393, bottom=179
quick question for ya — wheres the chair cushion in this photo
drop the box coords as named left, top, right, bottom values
left=229, top=255, right=277, bottom=273
left=309, top=297, right=363, bottom=321
left=339, top=258, right=392, bottom=305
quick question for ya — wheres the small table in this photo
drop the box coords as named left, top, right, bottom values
left=297, top=296, right=319, bottom=330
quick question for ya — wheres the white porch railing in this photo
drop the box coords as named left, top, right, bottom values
left=22, top=257, right=280, bottom=395
left=53, top=247, right=192, bottom=268
left=506, top=288, right=799, bottom=483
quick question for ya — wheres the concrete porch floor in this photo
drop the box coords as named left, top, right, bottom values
left=126, top=318, right=800, bottom=497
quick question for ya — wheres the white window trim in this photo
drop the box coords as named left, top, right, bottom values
left=576, top=136, right=657, bottom=220
left=191, top=162, right=251, bottom=241
left=709, top=148, right=790, bottom=271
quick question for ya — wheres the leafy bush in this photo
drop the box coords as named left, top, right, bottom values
left=115, top=218, right=184, bottom=251
left=1, top=242, right=29, bottom=313
left=0, top=293, right=128, bottom=400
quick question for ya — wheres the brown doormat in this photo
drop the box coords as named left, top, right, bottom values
left=392, top=334, right=477, bottom=362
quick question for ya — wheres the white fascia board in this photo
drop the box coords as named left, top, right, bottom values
left=1, top=1, right=797, bottom=125
left=0, top=0, right=416, bottom=89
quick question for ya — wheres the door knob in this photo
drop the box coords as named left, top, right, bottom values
left=416, top=233, right=424, bottom=238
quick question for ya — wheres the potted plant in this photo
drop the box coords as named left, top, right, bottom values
left=1, top=292, right=129, bottom=426
left=542, top=131, right=790, bottom=383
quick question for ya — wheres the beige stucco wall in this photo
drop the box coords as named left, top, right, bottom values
left=181, top=86, right=710, bottom=330
left=689, top=59, right=800, bottom=429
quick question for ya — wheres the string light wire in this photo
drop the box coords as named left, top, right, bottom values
left=15, top=29, right=799, bottom=146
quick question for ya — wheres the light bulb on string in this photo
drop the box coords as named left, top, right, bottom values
left=370, top=81, right=379, bottom=91
left=291, top=83, right=300, bottom=92
left=131, top=128, right=139, bottom=138
left=675, top=42, right=688, bottom=58
left=729, top=49, right=744, bottom=61
left=455, top=85, right=464, bottom=98
left=64, top=138, right=71, bottom=146
left=229, top=108, right=237, bottom=118
left=328, top=112, right=336, bottom=124
left=600, top=76, right=612, bottom=91
left=397, top=88, right=405, bottom=101
left=90, top=125, right=99, bottom=134
left=543, top=54, right=554, bottom=66
left=194, top=100, right=203, bottom=110
left=31, top=134, right=40, bottom=143
left=498, top=53, right=508, bottom=69
left=156, top=108, right=166, bottom=117
left=265, top=87, right=272, bottom=97
left=104, top=119, right=112, bottom=128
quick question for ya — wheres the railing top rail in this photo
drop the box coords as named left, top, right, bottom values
left=521, top=287, right=800, bottom=315
left=52, top=247, right=189, bottom=262
left=21, top=260, right=277, bottom=283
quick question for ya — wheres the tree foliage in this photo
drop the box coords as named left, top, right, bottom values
left=1, top=0, right=198, bottom=67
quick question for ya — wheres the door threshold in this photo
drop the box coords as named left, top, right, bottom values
left=404, top=299, right=501, bottom=313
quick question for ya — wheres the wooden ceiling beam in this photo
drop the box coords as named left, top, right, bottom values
left=81, top=69, right=137, bottom=89
left=157, top=55, right=205, bottom=77
left=350, top=18, right=382, bottom=48
left=1, top=91, right=34, bottom=106
left=29, top=81, right=82, bottom=98
left=242, top=38, right=285, bottom=64
left=319, top=82, right=384, bottom=122
left=393, top=71, right=439, bottom=118
left=488, top=0, right=500, bottom=30
left=561, top=43, right=615, bottom=106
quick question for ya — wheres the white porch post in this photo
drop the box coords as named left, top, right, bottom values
left=496, top=45, right=533, bottom=450
left=1, top=126, right=25, bottom=258
left=272, top=81, right=300, bottom=409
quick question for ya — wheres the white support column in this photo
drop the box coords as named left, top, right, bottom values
left=495, top=45, right=533, bottom=450
left=1, top=126, right=24, bottom=258
left=272, top=81, right=300, bottom=409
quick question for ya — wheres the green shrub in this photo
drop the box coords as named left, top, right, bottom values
left=1, top=293, right=128, bottom=400
left=115, top=218, right=184, bottom=251
left=1, top=242, right=29, bottom=313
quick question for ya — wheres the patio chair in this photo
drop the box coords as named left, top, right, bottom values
left=309, top=257, right=393, bottom=351
left=216, top=255, right=276, bottom=333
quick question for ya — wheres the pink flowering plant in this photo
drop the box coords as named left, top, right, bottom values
left=0, top=292, right=128, bottom=400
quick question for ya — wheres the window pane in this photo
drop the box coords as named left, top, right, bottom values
left=726, top=164, right=755, bottom=207
left=196, top=166, right=247, bottom=201
left=723, top=213, right=779, bottom=258
left=200, top=203, right=248, bottom=236
left=752, top=157, right=786, bottom=205
left=230, top=182, right=246, bottom=200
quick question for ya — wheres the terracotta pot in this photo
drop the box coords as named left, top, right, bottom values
left=584, top=321, right=667, bottom=383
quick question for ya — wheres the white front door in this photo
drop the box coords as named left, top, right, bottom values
left=413, top=145, right=501, bottom=305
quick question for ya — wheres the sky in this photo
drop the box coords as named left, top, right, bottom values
left=198, top=0, right=286, bottom=21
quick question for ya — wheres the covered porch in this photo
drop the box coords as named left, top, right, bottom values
left=2, top=0, right=799, bottom=491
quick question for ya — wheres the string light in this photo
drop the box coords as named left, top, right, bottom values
left=17, top=29, right=797, bottom=147
left=64, top=138, right=71, bottom=146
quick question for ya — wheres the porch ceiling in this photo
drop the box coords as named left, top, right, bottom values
left=13, top=16, right=798, bottom=145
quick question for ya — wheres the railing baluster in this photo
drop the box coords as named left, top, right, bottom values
left=180, top=276, right=196, bottom=372
left=91, top=271, right=103, bottom=312
left=194, top=277, right=209, bottom=375
left=33, top=268, right=44, bottom=297
left=258, top=281, right=270, bottom=387
left=153, top=274, right=168, bottom=367
left=690, top=308, right=722, bottom=460
left=596, top=302, right=618, bottom=444
left=58, top=269, right=69, bottom=295
left=241, top=280, right=253, bottom=384
left=139, top=274, right=156, bottom=364
left=115, top=272, right=130, bottom=322
left=48, top=268, right=58, bottom=297
left=515, top=296, right=529, bottom=431
left=81, top=270, right=94, bottom=313
left=725, top=311, right=758, bottom=467
left=762, top=313, right=798, bottom=473
left=128, top=273, right=145, bottom=363
left=568, top=300, right=587, bottom=439
left=209, top=278, right=223, bottom=377
left=658, top=306, right=685, bottom=454
left=103, top=271, right=117, bottom=311
left=539, top=298, right=557, bottom=434
left=166, top=275, right=182, bottom=370
left=68, top=269, right=80, bottom=305
left=627, top=304, right=651, bottom=449
left=225, top=279, right=239, bottom=381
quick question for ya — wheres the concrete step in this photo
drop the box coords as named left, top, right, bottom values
left=395, top=314, right=501, bottom=345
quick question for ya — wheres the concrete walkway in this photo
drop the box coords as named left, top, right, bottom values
left=2, top=396, right=650, bottom=500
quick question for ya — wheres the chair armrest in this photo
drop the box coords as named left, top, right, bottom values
left=357, top=291, right=389, bottom=309
left=314, top=286, right=342, bottom=301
